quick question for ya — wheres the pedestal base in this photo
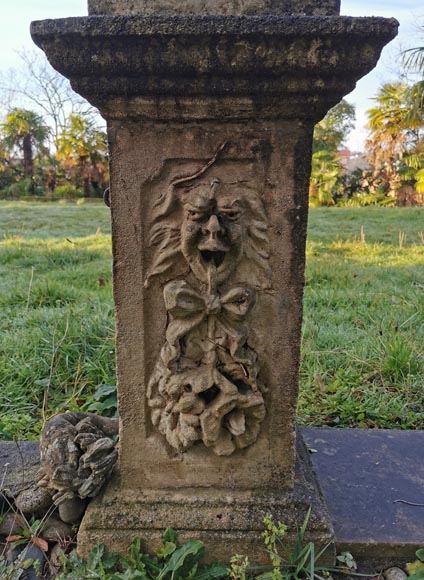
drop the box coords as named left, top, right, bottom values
left=77, top=433, right=335, bottom=565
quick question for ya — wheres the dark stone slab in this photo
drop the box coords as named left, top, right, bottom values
left=0, top=441, right=40, bottom=499
left=301, top=427, right=424, bottom=564
left=88, top=0, right=341, bottom=17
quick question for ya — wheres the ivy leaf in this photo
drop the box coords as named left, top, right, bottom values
left=407, top=560, right=424, bottom=576
left=157, top=540, right=204, bottom=580
left=156, top=542, right=176, bottom=559
left=194, top=563, right=229, bottom=579
left=163, top=528, right=177, bottom=545
left=21, top=558, right=35, bottom=570
left=409, top=569, right=424, bottom=580
left=101, top=550, right=120, bottom=570
left=87, top=544, right=105, bottom=570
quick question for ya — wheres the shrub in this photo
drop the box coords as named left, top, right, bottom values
left=52, top=184, right=84, bottom=199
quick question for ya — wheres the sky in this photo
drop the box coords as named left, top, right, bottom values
left=0, top=0, right=423, bottom=151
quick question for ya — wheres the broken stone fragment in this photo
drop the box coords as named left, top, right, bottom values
left=384, top=568, right=408, bottom=580
left=36, top=412, right=118, bottom=510
left=58, top=497, right=89, bottom=524
left=0, top=513, right=22, bottom=537
left=7, top=543, right=46, bottom=580
left=39, top=515, right=74, bottom=542
left=14, top=485, right=53, bottom=516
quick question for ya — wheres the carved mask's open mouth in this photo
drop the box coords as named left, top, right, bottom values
left=200, top=250, right=226, bottom=268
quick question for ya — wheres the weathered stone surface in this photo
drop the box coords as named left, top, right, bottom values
left=0, top=441, right=40, bottom=499
left=0, top=414, right=116, bottom=526
left=88, top=0, right=341, bottom=16
left=31, top=3, right=397, bottom=562
left=101, top=120, right=309, bottom=491
left=30, top=16, right=398, bottom=122
left=36, top=412, right=118, bottom=506
left=14, top=485, right=53, bottom=515
left=78, top=432, right=335, bottom=563
left=146, top=168, right=269, bottom=456
left=0, top=513, right=21, bottom=537
left=384, top=568, right=408, bottom=580
left=40, top=515, right=74, bottom=542
left=302, top=427, right=424, bottom=564
left=58, top=497, right=88, bottom=523
left=7, top=543, right=46, bottom=580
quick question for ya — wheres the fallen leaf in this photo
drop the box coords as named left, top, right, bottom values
left=32, top=536, right=49, bottom=552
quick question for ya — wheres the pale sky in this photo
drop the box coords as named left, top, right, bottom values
left=0, top=0, right=423, bottom=151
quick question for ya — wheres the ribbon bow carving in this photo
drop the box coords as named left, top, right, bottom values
left=162, top=279, right=256, bottom=363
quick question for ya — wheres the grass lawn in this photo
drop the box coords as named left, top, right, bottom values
left=0, top=201, right=423, bottom=439
left=300, top=207, right=424, bottom=429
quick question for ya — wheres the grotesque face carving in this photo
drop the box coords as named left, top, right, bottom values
left=180, top=179, right=245, bottom=286
left=146, top=161, right=271, bottom=455
left=145, top=171, right=270, bottom=292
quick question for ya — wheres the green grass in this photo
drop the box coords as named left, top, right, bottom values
left=299, top=207, right=424, bottom=429
left=0, top=202, right=423, bottom=438
left=0, top=201, right=114, bottom=439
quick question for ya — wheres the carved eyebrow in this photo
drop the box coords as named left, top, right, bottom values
left=218, top=199, right=243, bottom=210
left=184, top=199, right=210, bottom=212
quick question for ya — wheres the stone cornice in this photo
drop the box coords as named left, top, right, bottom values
left=31, top=15, right=398, bottom=121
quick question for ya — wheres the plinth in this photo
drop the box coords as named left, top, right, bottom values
left=31, top=0, right=397, bottom=563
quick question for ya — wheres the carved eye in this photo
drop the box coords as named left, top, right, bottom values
left=187, top=209, right=206, bottom=222
left=222, top=210, right=241, bottom=222
left=234, top=297, right=247, bottom=305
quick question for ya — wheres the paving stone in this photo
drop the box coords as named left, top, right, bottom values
left=301, top=427, right=424, bottom=563
left=0, top=441, right=40, bottom=499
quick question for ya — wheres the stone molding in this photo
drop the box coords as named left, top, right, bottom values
left=88, top=0, right=341, bottom=16
left=31, top=16, right=398, bottom=121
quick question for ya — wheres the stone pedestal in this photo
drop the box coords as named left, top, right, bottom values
left=31, top=0, right=397, bottom=563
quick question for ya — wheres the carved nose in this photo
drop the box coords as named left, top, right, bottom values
left=205, top=214, right=221, bottom=235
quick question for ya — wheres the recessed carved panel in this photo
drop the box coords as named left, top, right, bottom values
left=145, top=144, right=270, bottom=456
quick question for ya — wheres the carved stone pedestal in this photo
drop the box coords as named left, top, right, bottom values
left=78, top=433, right=334, bottom=563
left=31, top=0, right=397, bottom=563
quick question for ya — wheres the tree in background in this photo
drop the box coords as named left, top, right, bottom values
left=309, top=100, right=355, bottom=206
left=56, top=114, right=108, bottom=197
left=0, top=51, right=109, bottom=198
left=0, top=50, right=96, bottom=150
left=402, top=29, right=424, bottom=196
left=313, top=100, right=356, bottom=153
left=364, top=25, right=424, bottom=205
left=366, top=82, right=423, bottom=199
left=1, top=108, right=49, bottom=193
left=403, top=27, right=424, bottom=111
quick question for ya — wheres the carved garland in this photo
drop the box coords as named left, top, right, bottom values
left=145, top=143, right=270, bottom=456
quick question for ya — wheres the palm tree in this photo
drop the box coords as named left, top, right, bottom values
left=366, top=83, right=423, bottom=197
left=309, top=150, right=344, bottom=206
left=1, top=108, right=49, bottom=183
left=56, top=114, right=108, bottom=196
left=403, top=29, right=424, bottom=136
left=403, top=29, right=424, bottom=78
